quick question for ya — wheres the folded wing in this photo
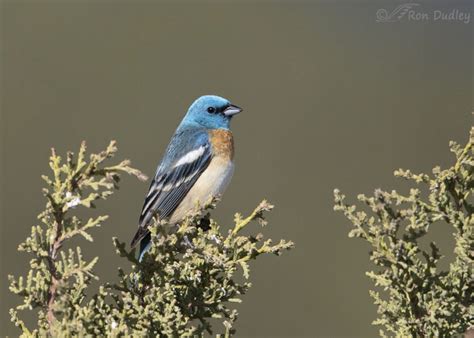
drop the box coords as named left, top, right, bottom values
left=130, top=129, right=212, bottom=248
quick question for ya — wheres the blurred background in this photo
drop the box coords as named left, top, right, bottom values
left=1, top=0, right=472, bottom=336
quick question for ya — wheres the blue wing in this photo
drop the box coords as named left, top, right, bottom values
left=131, top=127, right=212, bottom=248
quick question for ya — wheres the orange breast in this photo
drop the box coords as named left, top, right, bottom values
left=208, top=129, right=234, bottom=160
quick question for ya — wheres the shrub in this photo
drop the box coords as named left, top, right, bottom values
left=8, top=141, right=293, bottom=336
left=334, top=127, right=473, bottom=337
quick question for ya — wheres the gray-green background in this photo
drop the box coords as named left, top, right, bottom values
left=1, top=1, right=472, bottom=336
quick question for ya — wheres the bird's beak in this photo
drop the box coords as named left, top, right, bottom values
left=223, top=104, right=242, bottom=117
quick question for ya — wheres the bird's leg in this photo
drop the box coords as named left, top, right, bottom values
left=182, top=235, right=194, bottom=249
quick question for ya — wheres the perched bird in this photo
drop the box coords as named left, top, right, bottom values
left=131, top=95, right=242, bottom=260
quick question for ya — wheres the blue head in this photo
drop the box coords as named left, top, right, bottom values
left=182, top=95, right=242, bottom=130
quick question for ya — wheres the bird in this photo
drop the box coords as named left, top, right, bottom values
left=131, top=95, right=242, bottom=260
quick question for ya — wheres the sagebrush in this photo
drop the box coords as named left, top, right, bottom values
left=334, top=127, right=473, bottom=337
left=8, top=141, right=293, bottom=336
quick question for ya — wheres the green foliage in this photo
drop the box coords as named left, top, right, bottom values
left=8, top=141, right=147, bottom=336
left=109, top=200, right=293, bottom=336
left=8, top=141, right=294, bottom=336
left=334, top=128, right=474, bottom=337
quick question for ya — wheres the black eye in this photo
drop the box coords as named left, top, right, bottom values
left=207, top=107, right=216, bottom=114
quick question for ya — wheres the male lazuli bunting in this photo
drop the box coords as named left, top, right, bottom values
left=130, top=95, right=242, bottom=260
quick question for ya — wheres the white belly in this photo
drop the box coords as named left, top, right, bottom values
left=169, top=157, right=234, bottom=223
